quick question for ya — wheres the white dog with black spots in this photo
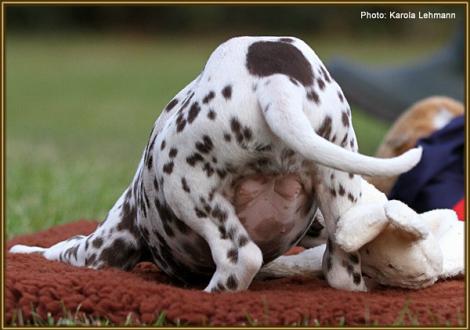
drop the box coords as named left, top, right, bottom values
left=10, top=36, right=422, bottom=292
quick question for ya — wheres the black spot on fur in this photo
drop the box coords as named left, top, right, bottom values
left=227, top=248, right=239, bottom=263
left=195, top=207, right=207, bottom=218
left=169, top=148, right=178, bottom=158
left=279, top=37, right=294, bottom=43
left=349, top=173, right=354, bottom=179
left=219, top=225, right=228, bottom=239
left=350, top=139, right=355, bottom=149
left=317, top=78, right=325, bottom=90
left=64, top=245, right=79, bottom=260
left=176, top=116, right=187, bottom=133
left=202, top=91, right=215, bottom=104
left=347, top=193, right=355, bottom=202
left=349, top=254, right=359, bottom=264
left=317, top=116, right=332, bottom=140
left=320, top=66, right=331, bottom=83
left=230, top=118, right=241, bottom=134
left=165, top=98, right=178, bottom=112
left=143, top=190, right=150, bottom=209
left=222, top=85, right=232, bottom=99
left=338, top=185, right=346, bottom=196
left=242, top=127, right=253, bottom=141
left=92, top=237, right=103, bottom=248
left=353, top=272, right=362, bottom=285
left=85, top=254, right=96, bottom=266
left=340, top=134, right=348, bottom=147
left=223, top=133, right=231, bottom=142
left=216, top=169, right=227, bottom=179
left=208, top=188, right=216, bottom=202
left=195, top=135, right=214, bottom=154
left=226, top=274, right=238, bottom=290
left=147, top=133, right=158, bottom=153
left=117, top=194, right=139, bottom=238
left=230, top=118, right=245, bottom=144
left=163, top=162, right=174, bottom=174
left=203, top=162, right=215, bottom=177
left=238, top=235, right=249, bottom=247
left=307, top=90, right=320, bottom=104
left=246, top=41, right=313, bottom=86
left=181, top=177, right=190, bottom=193
left=211, top=205, right=228, bottom=223
left=207, top=110, right=216, bottom=120
left=186, top=153, right=204, bottom=166
left=227, top=227, right=236, bottom=241
left=342, top=111, right=350, bottom=128
left=179, top=91, right=194, bottom=112
left=147, top=155, right=153, bottom=170
left=99, top=238, right=139, bottom=269
left=338, top=90, right=344, bottom=102
left=187, top=102, right=201, bottom=124
left=161, top=140, right=166, bottom=150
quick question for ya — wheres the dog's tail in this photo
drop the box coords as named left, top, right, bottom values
left=258, top=75, right=422, bottom=177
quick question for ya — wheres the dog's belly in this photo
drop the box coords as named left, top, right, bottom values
left=229, top=173, right=314, bottom=262
left=143, top=171, right=315, bottom=282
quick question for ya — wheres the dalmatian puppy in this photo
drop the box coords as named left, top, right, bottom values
left=10, top=36, right=422, bottom=292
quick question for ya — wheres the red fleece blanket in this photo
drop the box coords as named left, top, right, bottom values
left=5, top=220, right=465, bottom=326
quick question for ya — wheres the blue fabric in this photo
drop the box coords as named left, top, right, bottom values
left=389, top=115, right=464, bottom=213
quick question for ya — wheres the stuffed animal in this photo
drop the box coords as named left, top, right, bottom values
left=259, top=178, right=464, bottom=289
left=366, top=96, right=464, bottom=195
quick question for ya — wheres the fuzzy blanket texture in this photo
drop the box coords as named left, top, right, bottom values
left=6, top=220, right=465, bottom=326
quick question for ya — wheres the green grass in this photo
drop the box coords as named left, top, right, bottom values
left=8, top=299, right=464, bottom=326
left=6, top=32, right=445, bottom=237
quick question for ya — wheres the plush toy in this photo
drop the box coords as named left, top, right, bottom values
left=259, top=178, right=464, bottom=289
left=366, top=96, right=464, bottom=195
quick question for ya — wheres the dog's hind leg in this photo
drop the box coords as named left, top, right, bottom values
left=161, top=167, right=263, bottom=292
left=9, top=184, right=146, bottom=270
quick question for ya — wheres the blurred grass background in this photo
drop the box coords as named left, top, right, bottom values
left=5, top=5, right=462, bottom=237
